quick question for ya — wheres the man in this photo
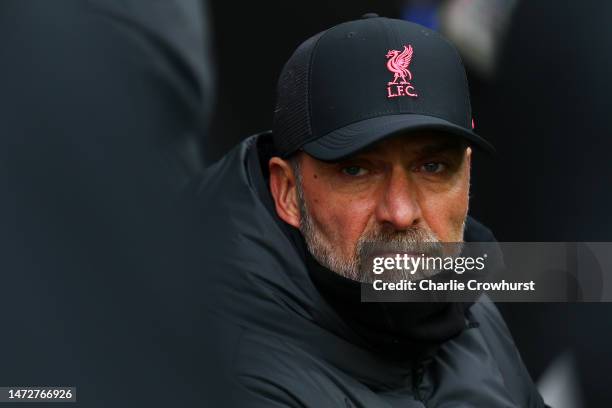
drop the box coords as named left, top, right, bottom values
left=196, top=14, right=546, bottom=407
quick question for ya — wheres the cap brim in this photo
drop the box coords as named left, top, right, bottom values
left=302, top=114, right=495, bottom=161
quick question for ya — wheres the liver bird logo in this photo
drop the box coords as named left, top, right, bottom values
left=386, top=44, right=414, bottom=85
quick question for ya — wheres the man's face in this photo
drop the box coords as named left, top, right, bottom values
left=269, top=132, right=472, bottom=280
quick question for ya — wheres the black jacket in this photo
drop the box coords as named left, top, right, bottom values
left=195, top=132, right=547, bottom=407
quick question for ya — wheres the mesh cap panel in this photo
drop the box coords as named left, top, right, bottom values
left=272, top=31, right=326, bottom=157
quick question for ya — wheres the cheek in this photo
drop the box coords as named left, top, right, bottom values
left=420, top=177, right=470, bottom=241
left=303, top=183, right=376, bottom=255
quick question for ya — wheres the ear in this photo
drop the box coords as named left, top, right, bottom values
left=464, top=146, right=473, bottom=192
left=466, top=146, right=472, bottom=168
left=269, top=156, right=301, bottom=228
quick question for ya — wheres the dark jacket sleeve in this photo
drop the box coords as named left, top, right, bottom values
left=0, top=1, right=215, bottom=406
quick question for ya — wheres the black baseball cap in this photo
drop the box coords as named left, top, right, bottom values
left=272, top=14, right=494, bottom=161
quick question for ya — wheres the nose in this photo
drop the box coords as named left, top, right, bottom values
left=375, top=166, right=422, bottom=230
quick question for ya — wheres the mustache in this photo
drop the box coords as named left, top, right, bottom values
left=358, top=227, right=442, bottom=255
left=356, top=228, right=444, bottom=282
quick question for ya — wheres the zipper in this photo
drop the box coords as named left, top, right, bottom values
left=412, top=356, right=433, bottom=403
left=412, top=363, right=425, bottom=401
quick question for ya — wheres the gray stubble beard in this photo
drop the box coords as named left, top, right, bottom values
left=292, top=161, right=465, bottom=282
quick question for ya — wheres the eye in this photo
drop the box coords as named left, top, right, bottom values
left=420, top=162, right=446, bottom=174
left=341, top=165, right=369, bottom=176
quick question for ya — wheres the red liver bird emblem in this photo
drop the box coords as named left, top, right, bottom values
left=385, top=44, right=418, bottom=98
left=386, top=44, right=414, bottom=84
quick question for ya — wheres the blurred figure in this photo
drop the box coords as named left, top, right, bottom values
left=0, top=0, right=221, bottom=406
left=440, top=0, right=518, bottom=78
